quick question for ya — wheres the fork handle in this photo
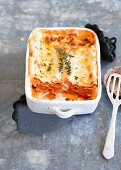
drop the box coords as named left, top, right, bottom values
left=103, top=104, right=119, bottom=159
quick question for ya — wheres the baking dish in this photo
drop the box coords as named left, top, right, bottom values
left=25, top=27, right=102, bottom=118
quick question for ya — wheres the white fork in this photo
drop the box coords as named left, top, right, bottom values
left=103, top=73, right=121, bottom=159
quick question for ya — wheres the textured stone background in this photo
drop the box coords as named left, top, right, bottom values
left=0, top=0, right=121, bottom=169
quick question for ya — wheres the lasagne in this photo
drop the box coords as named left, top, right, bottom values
left=28, top=28, right=98, bottom=101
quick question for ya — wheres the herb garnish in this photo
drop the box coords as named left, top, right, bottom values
left=47, top=63, right=52, bottom=72
left=56, top=48, right=74, bottom=75
left=65, top=60, right=71, bottom=75
left=74, top=76, right=78, bottom=80
left=58, top=58, right=63, bottom=73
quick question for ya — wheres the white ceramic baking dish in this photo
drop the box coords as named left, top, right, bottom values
left=25, top=27, right=102, bottom=118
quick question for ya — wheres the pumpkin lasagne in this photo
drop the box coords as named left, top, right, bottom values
left=28, top=28, right=98, bottom=101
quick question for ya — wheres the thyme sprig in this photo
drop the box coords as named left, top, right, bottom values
left=56, top=48, right=74, bottom=75
left=65, top=60, right=71, bottom=75
left=58, top=58, right=63, bottom=73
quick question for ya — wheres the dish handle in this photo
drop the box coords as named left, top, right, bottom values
left=49, top=107, right=81, bottom=118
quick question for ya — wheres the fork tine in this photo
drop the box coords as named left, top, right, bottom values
left=111, top=76, right=116, bottom=95
left=107, top=75, right=112, bottom=94
left=116, top=78, right=121, bottom=99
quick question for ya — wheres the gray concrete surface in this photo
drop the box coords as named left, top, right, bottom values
left=0, top=0, right=121, bottom=169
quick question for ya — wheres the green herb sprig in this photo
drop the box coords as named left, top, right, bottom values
left=58, top=58, right=63, bottom=73
left=56, top=48, right=74, bottom=75
left=65, top=60, right=71, bottom=75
